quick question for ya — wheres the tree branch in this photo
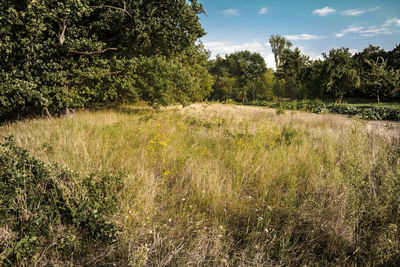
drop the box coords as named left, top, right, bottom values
left=89, top=5, right=132, bottom=17
left=69, top=47, right=119, bottom=55
left=59, top=18, right=67, bottom=45
left=103, top=71, right=124, bottom=75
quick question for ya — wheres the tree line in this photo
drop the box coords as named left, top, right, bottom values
left=208, top=35, right=400, bottom=104
left=0, top=0, right=212, bottom=120
left=1, top=1, right=399, bottom=122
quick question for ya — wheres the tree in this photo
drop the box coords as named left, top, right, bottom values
left=208, top=56, right=237, bottom=101
left=303, top=59, right=325, bottom=98
left=0, top=0, right=207, bottom=120
left=225, top=51, right=267, bottom=102
left=322, top=48, right=360, bottom=103
left=353, top=45, right=387, bottom=97
left=364, top=57, right=400, bottom=103
left=252, top=69, right=275, bottom=101
left=208, top=51, right=267, bottom=102
left=387, top=44, right=400, bottom=70
left=269, top=35, right=293, bottom=70
left=275, top=48, right=310, bottom=98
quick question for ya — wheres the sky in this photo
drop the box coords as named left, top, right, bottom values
left=198, top=0, right=400, bottom=69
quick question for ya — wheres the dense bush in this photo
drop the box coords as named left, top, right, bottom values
left=0, top=136, right=123, bottom=265
left=329, top=104, right=400, bottom=121
left=0, top=0, right=208, bottom=121
left=71, top=55, right=213, bottom=108
left=245, top=100, right=400, bottom=121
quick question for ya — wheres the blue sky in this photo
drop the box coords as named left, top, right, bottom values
left=198, top=0, right=400, bottom=69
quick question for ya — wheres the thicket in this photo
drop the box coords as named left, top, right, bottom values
left=244, top=100, right=400, bottom=121
left=0, top=136, right=123, bottom=265
left=0, top=0, right=211, bottom=121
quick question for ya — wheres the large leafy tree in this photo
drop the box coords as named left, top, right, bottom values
left=225, top=51, right=267, bottom=102
left=302, top=59, right=325, bottom=98
left=387, top=44, right=400, bottom=70
left=276, top=48, right=310, bottom=98
left=364, top=57, right=400, bottom=103
left=209, top=51, right=267, bottom=102
left=0, top=0, right=206, bottom=120
left=322, top=48, right=360, bottom=103
left=208, top=56, right=237, bottom=101
left=252, top=69, right=275, bottom=101
left=269, top=34, right=292, bottom=70
left=353, top=45, right=387, bottom=97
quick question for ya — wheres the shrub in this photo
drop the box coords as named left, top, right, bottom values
left=0, top=136, right=123, bottom=265
left=244, top=100, right=400, bottom=121
left=275, top=106, right=285, bottom=115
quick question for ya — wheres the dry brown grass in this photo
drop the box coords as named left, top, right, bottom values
left=1, top=103, right=399, bottom=266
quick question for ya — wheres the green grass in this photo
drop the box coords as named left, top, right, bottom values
left=1, top=103, right=399, bottom=266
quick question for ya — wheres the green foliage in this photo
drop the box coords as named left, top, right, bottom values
left=0, top=0, right=207, bottom=120
left=135, top=56, right=212, bottom=107
left=208, top=51, right=267, bottom=102
left=0, top=136, right=123, bottom=265
left=329, top=104, right=400, bottom=120
left=302, top=59, right=325, bottom=98
left=278, top=125, right=299, bottom=145
left=252, top=69, right=276, bottom=101
left=364, top=56, right=400, bottom=103
left=245, top=100, right=400, bottom=121
left=275, top=47, right=310, bottom=98
left=323, top=48, right=360, bottom=103
left=269, top=34, right=293, bottom=70
left=387, top=44, right=400, bottom=70
left=210, top=76, right=237, bottom=101
left=275, top=106, right=286, bottom=115
left=261, top=39, right=400, bottom=102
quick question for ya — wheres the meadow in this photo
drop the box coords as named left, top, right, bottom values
left=1, top=103, right=399, bottom=266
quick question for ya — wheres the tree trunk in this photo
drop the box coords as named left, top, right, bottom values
left=377, top=94, right=380, bottom=104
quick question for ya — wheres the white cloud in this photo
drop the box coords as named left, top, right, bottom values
left=341, top=7, right=380, bottom=16
left=258, top=7, right=268, bottom=15
left=300, top=48, right=324, bottom=61
left=204, top=40, right=275, bottom=69
left=341, top=9, right=364, bottom=16
left=384, top=17, right=400, bottom=27
left=336, top=24, right=392, bottom=38
left=222, top=8, right=239, bottom=16
left=284, top=34, right=323, bottom=40
left=359, top=27, right=390, bottom=34
left=349, top=49, right=359, bottom=55
left=204, top=40, right=327, bottom=70
left=312, top=7, right=336, bottom=16
left=342, top=25, right=365, bottom=34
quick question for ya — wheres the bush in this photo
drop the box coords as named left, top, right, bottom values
left=0, top=136, right=123, bottom=265
left=244, top=100, right=400, bottom=121
left=275, top=106, right=285, bottom=115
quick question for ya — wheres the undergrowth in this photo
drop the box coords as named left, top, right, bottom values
left=245, top=100, right=400, bottom=121
left=0, top=136, right=123, bottom=266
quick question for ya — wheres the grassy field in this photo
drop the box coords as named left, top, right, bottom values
left=1, top=103, right=400, bottom=266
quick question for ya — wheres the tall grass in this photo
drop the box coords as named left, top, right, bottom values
left=1, top=103, right=399, bottom=265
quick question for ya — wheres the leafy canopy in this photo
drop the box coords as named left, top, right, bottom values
left=0, top=0, right=207, bottom=120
